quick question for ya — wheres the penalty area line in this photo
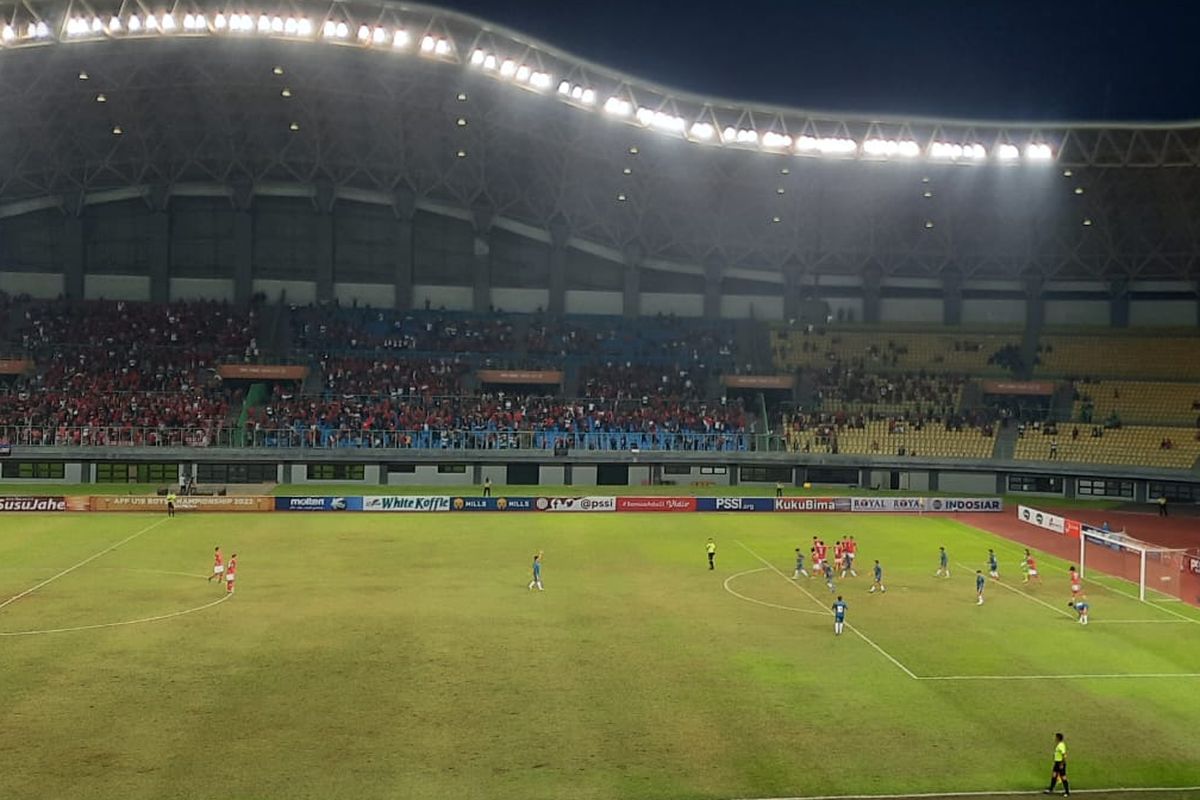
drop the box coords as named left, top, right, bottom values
left=722, top=569, right=829, bottom=617
left=733, top=785, right=1200, bottom=800
left=735, top=540, right=919, bottom=680
left=0, top=591, right=232, bottom=637
left=955, top=562, right=1074, bottom=619
left=917, top=672, right=1200, bottom=681
left=0, top=517, right=171, bottom=613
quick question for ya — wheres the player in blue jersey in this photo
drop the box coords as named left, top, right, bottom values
left=1068, top=596, right=1089, bottom=625
left=792, top=548, right=809, bottom=579
left=976, top=570, right=986, bottom=605
left=869, top=559, right=886, bottom=593
left=823, top=560, right=836, bottom=593
left=527, top=551, right=544, bottom=591
left=988, top=549, right=999, bottom=580
left=935, top=546, right=950, bottom=578
left=832, top=595, right=848, bottom=635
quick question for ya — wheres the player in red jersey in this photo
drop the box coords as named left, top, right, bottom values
left=815, top=538, right=828, bottom=571
left=1068, top=566, right=1081, bottom=599
left=845, top=536, right=858, bottom=577
left=833, top=541, right=845, bottom=577
left=225, top=553, right=237, bottom=594
left=207, top=547, right=224, bottom=584
left=1026, top=554, right=1041, bottom=585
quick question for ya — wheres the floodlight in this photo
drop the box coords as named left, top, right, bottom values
left=35, top=21, right=48, bottom=37
left=762, top=132, right=792, bottom=148
left=581, top=89, right=596, bottom=105
left=323, top=20, right=337, bottom=37
left=1026, top=143, right=1053, bottom=160
left=435, top=39, right=450, bottom=55
left=108, top=15, right=121, bottom=31
left=91, top=16, right=103, bottom=32
left=723, top=126, right=737, bottom=143
left=997, top=144, right=1019, bottom=160
left=636, top=107, right=654, bottom=126
left=145, top=14, right=158, bottom=30
left=604, top=97, right=632, bottom=116
left=336, top=22, right=348, bottom=38
left=183, top=13, right=195, bottom=30
left=298, top=18, right=313, bottom=36
left=690, top=122, right=714, bottom=140
left=737, top=129, right=758, bottom=144
left=357, top=24, right=369, bottom=41
left=284, top=17, right=297, bottom=35
left=420, top=35, right=435, bottom=52
left=483, top=54, right=496, bottom=70
left=96, top=92, right=107, bottom=102
left=161, top=13, right=175, bottom=30
left=112, top=125, right=122, bottom=134
left=558, top=80, right=570, bottom=94
left=391, top=29, right=406, bottom=46
left=531, top=72, right=552, bottom=90
left=516, top=65, right=531, bottom=82
left=1, top=24, right=14, bottom=41
left=214, top=13, right=226, bottom=29
left=472, top=49, right=486, bottom=66
left=500, top=59, right=516, bottom=77
left=372, top=26, right=386, bottom=44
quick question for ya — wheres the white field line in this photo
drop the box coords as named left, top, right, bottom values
left=0, top=518, right=170, bottom=612
left=723, top=568, right=828, bottom=617
left=1088, top=618, right=1191, bottom=624
left=735, top=540, right=919, bottom=680
left=918, top=672, right=1200, bottom=681
left=0, top=592, right=231, bottom=637
left=955, top=562, right=1075, bottom=619
left=735, top=785, right=1200, bottom=800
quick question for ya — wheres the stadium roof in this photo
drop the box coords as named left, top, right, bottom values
left=3, top=0, right=1200, bottom=280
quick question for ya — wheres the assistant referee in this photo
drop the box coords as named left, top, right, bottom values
left=1044, top=732, right=1069, bottom=796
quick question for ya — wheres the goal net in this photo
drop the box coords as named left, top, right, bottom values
left=1079, top=525, right=1188, bottom=602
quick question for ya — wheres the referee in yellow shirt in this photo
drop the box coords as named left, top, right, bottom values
left=1044, top=732, right=1069, bottom=796
left=706, top=538, right=716, bottom=570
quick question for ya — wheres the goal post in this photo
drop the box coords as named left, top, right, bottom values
left=1079, top=525, right=1187, bottom=602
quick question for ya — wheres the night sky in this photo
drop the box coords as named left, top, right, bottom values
left=441, top=0, right=1200, bottom=122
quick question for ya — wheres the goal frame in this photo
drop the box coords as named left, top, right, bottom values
left=1079, top=526, right=1187, bottom=602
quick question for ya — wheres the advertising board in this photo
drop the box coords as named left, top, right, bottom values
left=615, top=497, right=697, bottom=512
left=775, top=497, right=851, bottom=512
left=362, top=495, right=451, bottom=512
left=450, top=497, right=536, bottom=512
left=696, top=497, right=775, bottom=512
left=926, top=497, right=1003, bottom=513
left=0, top=496, right=73, bottom=512
left=275, top=496, right=362, bottom=512
left=89, top=495, right=275, bottom=512
left=1018, top=504, right=1066, bottom=533
left=533, top=496, right=616, bottom=512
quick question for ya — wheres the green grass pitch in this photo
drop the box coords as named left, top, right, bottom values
left=2, top=511, right=1199, bottom=800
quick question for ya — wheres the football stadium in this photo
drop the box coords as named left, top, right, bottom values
left=1, top=3, right=1199, bottom=799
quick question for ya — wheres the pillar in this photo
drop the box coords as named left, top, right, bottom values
left=61, top=192, right=84, bottom=299
left=314, top=182, right=335, bottom=304
left=548, top=214, right=569, bottom=316
left=232, top=183, right=254, bottom=305
left=393, top=189, right=415, bottom=311
left=862, top=263, right=882, bottom=324
left=147, top=185, right=170, bottom=303
left=703, top=255, right=723, bottom=319
left=622, top=243, right=642, bottom=319
left=1108, top=278, right=1130, bottom=328
left=782, top=259, right=803, bottom=321
left=942, top=267, right=963, bottom=326
left=471, top=204, right=494, bottom=313
left=1024, top=272, right=1045, bottom=331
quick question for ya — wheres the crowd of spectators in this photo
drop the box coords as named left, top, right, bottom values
left=525, top=315, right=736, bottom=366
left=811, top=362, right=964, bottom=416
left=291, top=306, right=516, bottom=354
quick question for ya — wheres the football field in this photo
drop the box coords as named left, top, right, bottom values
left=2, top=510, right=1199, bottom=800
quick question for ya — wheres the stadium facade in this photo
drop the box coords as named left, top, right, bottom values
left=2, top=0, right=1200, bottom=326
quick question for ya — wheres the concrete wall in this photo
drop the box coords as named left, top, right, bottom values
left=962, top=297, right=1025, bottom=325
left=170, top=277, right=235, bottom=302
left=629, top=465, right=651, bottom=486
left=720, top=294, right=784, bottom=320
left=565, top=290, right=622, bottom=316
left=880, top=297, right=942, bottom=324
left=84, top=274, right=150, bottom=300
left=938, top=471, right=998, bottom=495
left=571, top=465, right=598, bottom=486
left=253, top=279, right=316, bottom=304
left=334, top=282, right=394, bottom=308
left=641, top=292, right=704, bottom=317
left=385, top=466, right=473, bottom=486
left=413, top=284, right=473, bottom=311
left=491, top=287, right=549, bottom=313
left=1129, top=299, right=1195, bottom=327
left=539, top=465, right=566, bottom=485
left=660, top=465, right=732, bottom=486
left=0, top=271, right=63, bottom=298
left=479, top=464, right=506, bottom=486
left=292, top=464, right=381, bottom=484
left=1045, top=299, right=1108, bottom=326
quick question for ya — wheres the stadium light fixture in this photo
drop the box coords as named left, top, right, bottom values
left=771, top=216, right=781, bottom=223
left=161, top=13, right=175, bottom=31
left=357, top=24, right=369, bottom=41
left=128, top=14, right=142, bottom=31
left=96, top=92, right=106, bottom=102
left=471, top=48, right=485, bottom=65
left=795, top=135, right=856, bottom=156
left=289, top=121, right=300, bottom=131
left=112, top=124, right=122, bottom=135
left=1, top=24, right=14, bottom=42
left=996, top=143, right=1020, bottom=161
left=270, top=17, right=284, bottom=34
left=689, top=122, right=714, bottom=141
left=604, top=97, right=632, bottom=117
left=636, top=107, right=686, bottom=133
left=78, top=70, right=88, bottom=79
left=557, top=79, right=569, bottom=94
left=924, top=220, right=934, bottom=228
left=214, top=13, right=226, bottom=29
left=930, top=141, right=987, bottom=161
left=145, top=14, right=158, bottom=30
left=762, top=131, right=792, bottom=149
left=1074, top=187, right=1084, bottom=195
left=1026, top=143, right=1053, bottom=160
left=280, top=87, right=292, bottom=97
left=183, top=13, right=196, bottom=30
left=90, top=16, right=102, bottom=33
left=108, top=16, right=121, bottom=31
left=1063, top=168, right=1073, bottom=177
left=36, top=21, right=49, bottom=37
left=391, top=29, right=408, bottom=47
left=863, top=138, right=920, bottom=158
left=499, top=58, right=516, bottom=77
left=1082, top=218, right=1093, bottom=226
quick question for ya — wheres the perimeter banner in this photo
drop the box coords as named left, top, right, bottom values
left=1018, top=505, right=1065, bottom=533
left=275, top=496, right=363, bottom=512
left=450, top=497, right=536, bottom=512
left=362, top=495, right=451, bottom=512
left=696, top=497, right=775, bottom=512
left=534, top=496, right=616, bottom=512
left=924, top=497, right=1003, bottom=512
left=89, top=495, right=275, bottom=512
left=776, top=497, right=851, bottom=512
left=0, top=496, right=88, bottom=512
left=616, top=497, right=697, bottom=512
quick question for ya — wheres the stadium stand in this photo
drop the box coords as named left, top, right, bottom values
left=781, top=411, right=996, bottom=459
left=772, top=326, right=1021, bottom=375
left=1012, top=423, right=1200, bottom=470
left=1035, top=331, right=1200, bottom=380
left=1073, top=380, right=1200, bottom=426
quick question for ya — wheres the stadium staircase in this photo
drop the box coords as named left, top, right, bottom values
left=993, top=424, right=1018, bottom=460
left=260, top=293, right=290, bottom=358
left=232, top=382, right=270, bottom=446
left=736, top=319, right=771, bottom=372
left=1049, top=383, right=1076, bottom=421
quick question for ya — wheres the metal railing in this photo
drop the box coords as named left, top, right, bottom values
left=0, top=425, right=752, bottom=452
